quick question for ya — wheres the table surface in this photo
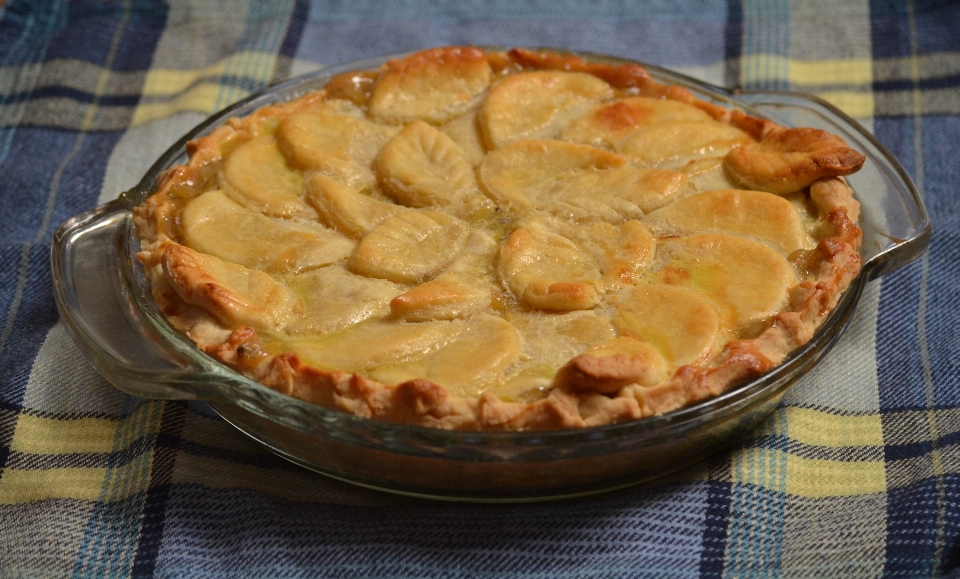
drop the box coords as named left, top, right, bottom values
left=0, top=0, right=958, bottom=577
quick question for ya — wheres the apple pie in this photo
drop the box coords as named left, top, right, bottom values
left=134, top=47, right=864, bottom=430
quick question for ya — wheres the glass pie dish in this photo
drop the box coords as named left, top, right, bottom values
left=51, top=49, right=930, bottom=501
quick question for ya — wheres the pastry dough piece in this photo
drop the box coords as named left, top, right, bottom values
left=680, top=157, right=740, bottom=192
left=181, top=190, right=353, bottom=273
left=506, top=310, right=616, bottom=365
left=643, top=189, right=810, bottom=254
left=541, top=166, right=688, bottom=222
left=561, top=97, right=713, bottom=149
left=653, top=234, right=797, bottom=332
left=323, top=70, right=379, bottom=108
left=161, top=243, right=300, bottom=331
left=375, top=120, right=480, bottom=209
left=288, top=319, right=462, bottom=372
left=276, top=109, right=399, bottom=190
left=619, top=121, right=752, bottom=166
left=478, top=140, right=625, bottom=212
left=723, top=127, right=866, bottom=195
left=390, top=274, right=489, bottom=322
left=284, top=266, right=403, bottom=335
left=369, top=315, right=523, bottom=397
left=221, top=136, right=313, bottom=218
left=555, top=336, right=669, bottom=393
left=438, top=109, right=486, bottom=166
left=305, top=174, right=404, bottom=239
left=369, top=46, right=492, bottom=124
left=479, top=70, right=614, bottom=148
left=613, top=284, right=726, bottom=367
left=391, top=230, right=497, bottom=321
left=573, top=220, right=656, bottom=289
left=350, top=211, right=470, bottom=283
left=499, top=219, right=602, bottom=311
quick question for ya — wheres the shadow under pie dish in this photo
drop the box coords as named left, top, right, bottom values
left=53, top=47, right=930, bottom=500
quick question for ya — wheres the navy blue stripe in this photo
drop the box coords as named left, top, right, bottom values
left=722, top=0, right=743, bottom=88
left=698, top=465, right=732, bottom=577
left=130, top=402, right=185, bottom=579
left=0, top=73, right=288, bottom=114
left=0, top=85, right=144, bottom=107
left=278, top=0, right=309, bottom=60
left=47, top=0, right=166, bottom=71
left=871, top=0, right=960, bottom=57
left=873, top=76, right=960, bottom=93
left=883, top=478, right=940, bottom=577
left=0, top=0, right=68, bottom=68
left=885, top=435, right=960, bottom=462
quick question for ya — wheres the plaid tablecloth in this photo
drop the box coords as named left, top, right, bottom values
left=1, top=0, right=957, bottom=576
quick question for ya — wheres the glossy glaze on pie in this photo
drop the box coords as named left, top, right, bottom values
left=134, top=47, right=864, bottom=430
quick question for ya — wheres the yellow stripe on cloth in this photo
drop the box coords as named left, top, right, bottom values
left=8, top=415, right=118, bottom=454
left=0, top=468, right=107, bottom=503
left=0, top=403, right=163, bottom=504
left=740, top=54, right=875, bottom=118
left=812, top=92, right=874, bottom=120
left=131, top=84, right=226, bottom=126
left=788, top=58, right=874, bottom=85
left=784, top=408, right=884, bottom=447
left=132, top=50, right=279, bottom=126
left=785, top=455, right=886, bottom=497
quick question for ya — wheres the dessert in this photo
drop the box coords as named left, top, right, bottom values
left=134, top=46, right=864, bottom=431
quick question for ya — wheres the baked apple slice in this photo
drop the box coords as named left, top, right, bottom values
left=350, top=211, right=470, bottom=283
left=221, top=136, right=312, bottom=218
left=479, top=70, right=613, bottom=148
left=181, top=190, right=353, bottom=273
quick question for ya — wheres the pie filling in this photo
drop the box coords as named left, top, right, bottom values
left=134, top=47, right=864, bottom=430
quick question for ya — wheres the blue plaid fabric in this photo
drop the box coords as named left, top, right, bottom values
left=0, top=0, right=958, bottom=576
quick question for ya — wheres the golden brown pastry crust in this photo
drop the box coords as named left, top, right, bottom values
left=134, top=47, right=864, bottom=431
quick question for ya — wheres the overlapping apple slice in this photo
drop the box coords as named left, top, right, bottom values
left=221, top=136, right=313, bottom=218
left=499, top=218, right=655, bottom=311
left=619, top=121, right=752, bottom=166
left=305, top=174, right=404, bottom=239
left=479, top=70, right=613, bottom=148
left=643, top=189, right=811, bottom=254
left=350, top=210, right=470, bottom=284
left=555, top=336, right=669, bottom=393
left=570, top=220, right=656, bottom=290
left=652, top=234, right=797, bottom=333
left=560, top=97, right=713, bottom=149
left=613, top=284, right=726, bottom=367
left=390, top=231, right=497, bottom=321
left=678, top=157, right=740, bottom=192
left=478, top=140, right=625, bottom=212
left=160, top=242, right=301, bottom=332
left=499, top=219, right=603, bottom=311
left=369, top=46, right=492, bottom=125
left=374, top=120, right=481, bottom=210
left=540, top=166, right=688, bottom=222
left=283, top=266, right=403, bottom=335
left=438, top=109, right=486, bottom=166
left=276, top=107, right=399, bottom=191
left=287, top=318, right=462, bottom=373
left=368, top=315, right=523, bottom=397
left=181, top=190, right=353, bottom=273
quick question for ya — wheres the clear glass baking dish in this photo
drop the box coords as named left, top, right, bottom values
left=51, top=49, right=931, bottom=502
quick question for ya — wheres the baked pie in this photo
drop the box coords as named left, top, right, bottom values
left=134, top=47, right=864, bottom=431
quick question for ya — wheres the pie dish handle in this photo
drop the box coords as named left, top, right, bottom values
left=733, top=90, right=932, bottom=279
left=51, top=199, right=218, bottom=401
